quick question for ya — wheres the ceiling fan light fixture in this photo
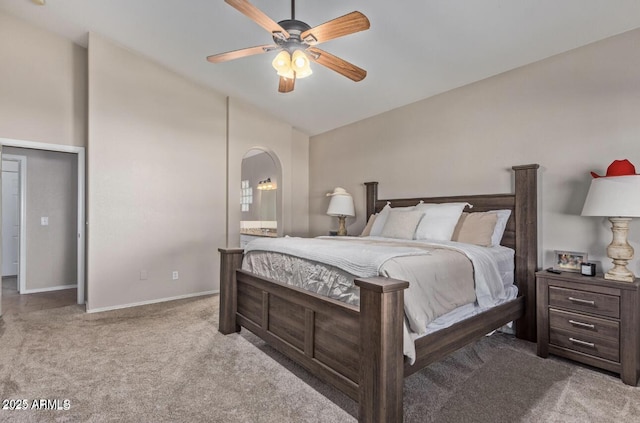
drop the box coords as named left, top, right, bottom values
left=207, top=1, right=369, bottom=92
left=281, top=68, right=295, bottom=79
left=291, top=49, right=312, bottom=79
left=272, top=50, right=292, bottom=76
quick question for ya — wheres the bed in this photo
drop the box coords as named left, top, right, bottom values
left=218, top=164, right=539, bottom=422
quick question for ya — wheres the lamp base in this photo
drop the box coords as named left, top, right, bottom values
left=605, top=217, right=636, bottom=283
left=337, top=216, right=347, bottom=236
left=604, top=270, right=635, bottom=283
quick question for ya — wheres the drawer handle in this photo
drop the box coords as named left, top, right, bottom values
left=569, top=337, right=595, bottom=348
left=568, top=297, right=595, bottom=306
left=568, top=320, right=596, bottom=329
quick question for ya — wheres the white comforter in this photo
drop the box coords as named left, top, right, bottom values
left=243, top=236, right=511, bottom=363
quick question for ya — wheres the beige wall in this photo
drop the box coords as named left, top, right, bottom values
left=227, top=98, right=310, bottom=245
left=3, top=147, right=78, bottom=291
left=290, top=128, right=310, bottom=236
left=0, top=12, right=87, bottom=148
left=310, top=28, right=640, bottom=275
left=87, top=33, right=227, bottom=311
left=1, top=11, right=310, bottom=312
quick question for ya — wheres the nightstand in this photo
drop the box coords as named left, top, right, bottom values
left=536, top=271, right=640, bottom=386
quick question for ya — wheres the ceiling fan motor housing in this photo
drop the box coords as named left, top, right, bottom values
left=274, top=19, right=313, bottom=51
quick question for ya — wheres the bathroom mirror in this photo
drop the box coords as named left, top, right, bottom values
left=240, top=149, right=279, bottom=239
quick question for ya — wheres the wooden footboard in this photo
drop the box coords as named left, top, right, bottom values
left=219, top=249, right=524, bottom=422
left=219, top=248, right=409, bottom=422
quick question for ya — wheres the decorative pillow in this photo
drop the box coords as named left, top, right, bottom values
left=490, top=209, right=512, bottom=247
left=452, top=212, right=498, bottom=247
left=369, top=203, right=417, bottom=236
left=379, top=210, right=425, bottom=240
left=360, top=214, right=377, bottom=237
left=414, top=202, right=469, bottom=241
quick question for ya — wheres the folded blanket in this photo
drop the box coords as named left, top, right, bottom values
left=244, top=236, right=431, bottom=277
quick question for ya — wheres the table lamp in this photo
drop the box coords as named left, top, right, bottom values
left=581, top=160, right=640, bottom=282
left=326, top=187, right=355, bottom=236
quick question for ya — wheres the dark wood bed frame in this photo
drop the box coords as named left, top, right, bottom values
left=219, top=164, right=539, bottom=422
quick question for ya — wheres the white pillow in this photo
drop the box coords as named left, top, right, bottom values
left=379, top=210, right=425, bottom=240
left=369, top=203, right=417, bottom=236
left=414, top=202, right=469, bottom=241
left=490, top=209, right=512, bottom=246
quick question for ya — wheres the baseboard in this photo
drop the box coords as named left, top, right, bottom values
left=86, top=290, right=219, bottom=314
left=21, top=284, right=77, bottom=294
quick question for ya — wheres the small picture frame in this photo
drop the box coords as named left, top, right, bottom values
left=553, top=250, right=588, bottom=273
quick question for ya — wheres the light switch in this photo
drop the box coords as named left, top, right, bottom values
left=41, top=217, right=49, bottom=226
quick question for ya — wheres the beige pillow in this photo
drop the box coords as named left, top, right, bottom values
left=452, top=212, right=498, bottom=247
left=379, top=210, right=424, bottom=240
left=360, top=214, right=377, bottom=237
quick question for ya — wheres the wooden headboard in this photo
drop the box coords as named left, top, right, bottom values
left=364, top=164, right=539, bottom=342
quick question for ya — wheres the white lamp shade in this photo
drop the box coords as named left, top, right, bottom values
left=327, top=194, right=355, bottom=217
left=581, top=175, right=640, bottom=217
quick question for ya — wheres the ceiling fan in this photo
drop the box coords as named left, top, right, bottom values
left=206, top=0, right=370, bottom=93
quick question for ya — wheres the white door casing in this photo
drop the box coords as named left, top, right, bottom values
left=0, top=138, right=85, bottom=306
left=2, top=160, right=20, bottom=277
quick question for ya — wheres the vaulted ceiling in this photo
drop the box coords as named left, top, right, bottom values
left=2, top=0, right=640, bottom=136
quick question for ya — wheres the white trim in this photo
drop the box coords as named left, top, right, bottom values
left=77, top=148, right=85, bottom=305
left=0, top=138, right=83, bottom=154
left=86, top=290, right=219, bottom=314
left=0, top=137, right=86, bottom=306
left=2, top=154, right=27, bottom=294
left=21, top=284, right=77, bottom=294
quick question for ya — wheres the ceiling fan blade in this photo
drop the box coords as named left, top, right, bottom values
left=301, top=11, right=370, bottom=45
left=207, top=45, right=278, bottom=63
left=307, top=47, right=366, bottom=82
left=278, top=75, right=296, bottom=93
left=225, top=0, right=290, bottom=39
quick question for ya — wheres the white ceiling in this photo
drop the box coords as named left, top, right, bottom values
left=2, top=0, right=640, bottom=136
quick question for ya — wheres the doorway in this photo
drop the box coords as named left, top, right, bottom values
left=0, top=138, right=85, bottom=316
left=2, top=155, right=26, bottom=292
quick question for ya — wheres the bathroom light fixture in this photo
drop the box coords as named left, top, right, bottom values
left=257, top=178, right=277, bottom=191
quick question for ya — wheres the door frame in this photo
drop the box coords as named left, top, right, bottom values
left=2, top=154, right=27, bottom=292
left=0, top=138, right=86, bottom=306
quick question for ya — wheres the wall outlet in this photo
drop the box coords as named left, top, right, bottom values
left=172, top=271, right=179, bottom=280
left=41, top=217, right=49, bottom=226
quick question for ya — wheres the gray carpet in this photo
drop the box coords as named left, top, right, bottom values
left=0, top=295, right=638, bottom=422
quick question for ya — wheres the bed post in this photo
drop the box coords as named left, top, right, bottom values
left=512, top=164, right=539, bottom=342
left=218, top=248, right=244, bottom=334
left=364, top=181, right=378, bottom=218
left=355, top=276, right=409, bottom=423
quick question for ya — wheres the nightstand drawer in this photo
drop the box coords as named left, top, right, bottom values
left=549, top=286, right=619, bottom=318
left=550, top=328, right=619, bottom=362
left=549, top=308, right=619, bottom=342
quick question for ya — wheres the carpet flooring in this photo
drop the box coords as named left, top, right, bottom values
left=0, top=295, right=638, bottom=422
